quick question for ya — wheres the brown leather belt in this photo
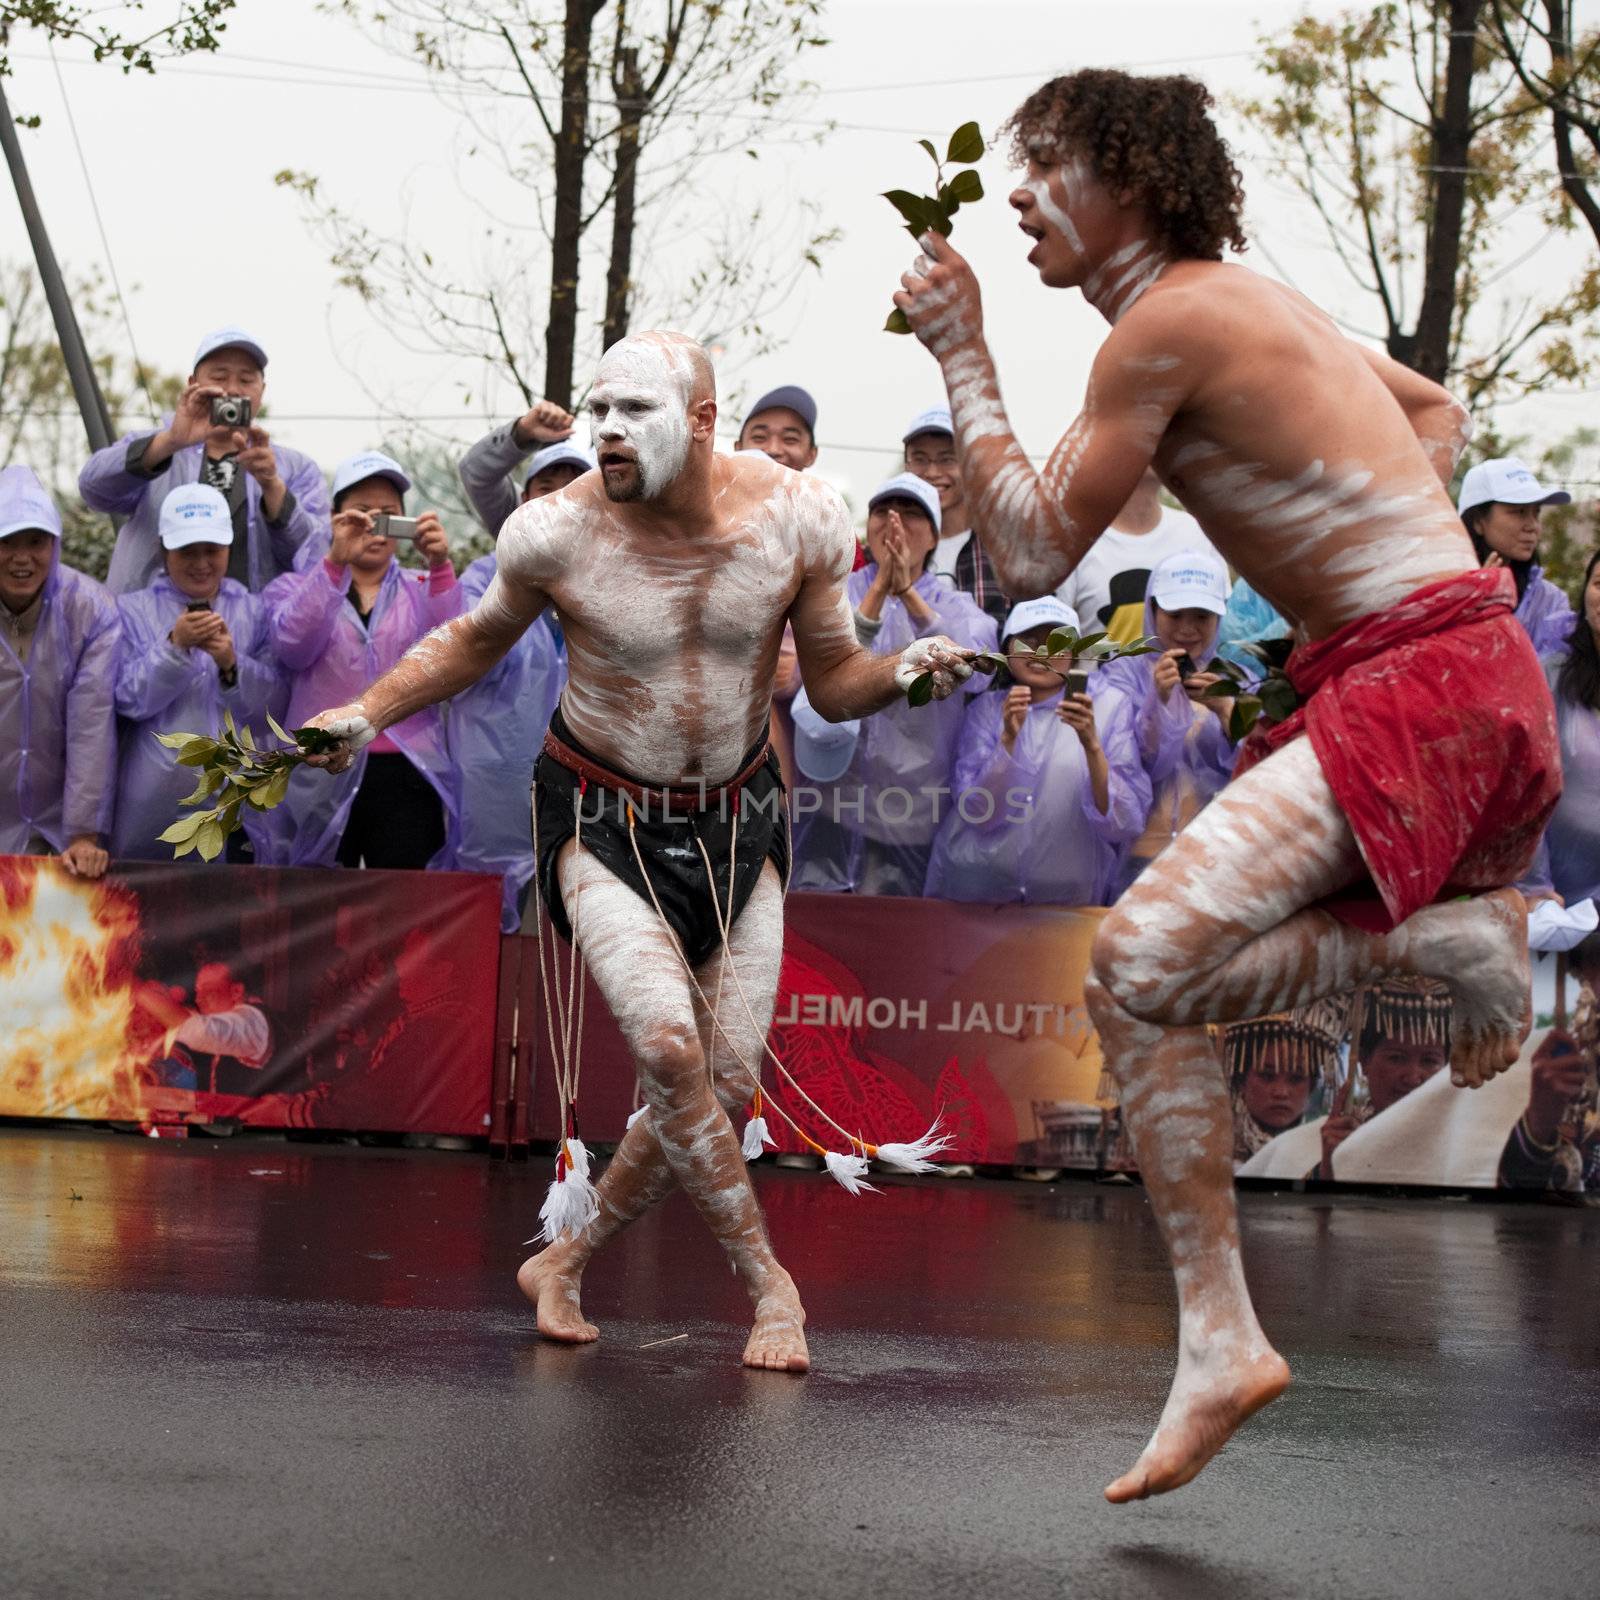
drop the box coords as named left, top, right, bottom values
left=541, top=726, right=772, bottom=814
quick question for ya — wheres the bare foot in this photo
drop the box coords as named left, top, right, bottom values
left=742, top=1276, right=810, bottom=1373
left=1424, top=888, right=1531, bottom=1089
left=516, top=1248, right=599, bottom=1344
left=1104, top=1337, right=1290, bottom=1503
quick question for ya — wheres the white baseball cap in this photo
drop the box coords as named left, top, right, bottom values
left=1002, top=595, right=1079, bottom=645
left=1457, top=456, right=1571, bottom=515
left=524, top=441, right=596, bottom=488
left=867, top=472, right=942, bottom=534
left=1149, top=548, right=1230, bottom=617
left=791, top=687, right=860, bottom=784
left=332, top=450, right=412, bottom=502
left=159, top=483, right=234, bottom=550
left=902, top=405, right=954, bottom=444
left=0, top=464, right=62, bottom=540
left=192, top=326, right=268, bottom=371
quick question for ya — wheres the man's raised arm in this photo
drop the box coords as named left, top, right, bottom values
left=305, top=512, right=553, bottom=769
left=896, top=233, right=1185, bottom=597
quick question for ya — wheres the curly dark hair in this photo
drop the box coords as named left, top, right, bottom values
left=1004, top=70, right=1248, bottom=261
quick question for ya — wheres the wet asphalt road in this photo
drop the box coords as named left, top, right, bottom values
left=1, top=1126, right=1597, bottom=1600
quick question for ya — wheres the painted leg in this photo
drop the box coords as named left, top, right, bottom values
left=1088, top=738, right=1529, bottom=1501
left=522, top=854, right=803, bottom=1369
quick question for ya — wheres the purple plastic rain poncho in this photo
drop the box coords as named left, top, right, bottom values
left=0, top=559, right=121, bottom=855
left=111, top=575, right=284, bottom=861
left=1519, top=651, right=1600, bottom=908
left=448, top=553, right=567, bottom=930
left=1100, top=580, right=1257, bottom=898
left=258, top=551, right=464, bottom=868
left=924, top=674, right=1149, bottom=905
left=1514, top=565, right=1576, bottom=657
left=80, top=419, right=330, bottom=596
left=788, top=564, right=996, bottom=896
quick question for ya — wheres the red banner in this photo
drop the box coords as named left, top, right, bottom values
left=0, top=857, right=501, bottom=1136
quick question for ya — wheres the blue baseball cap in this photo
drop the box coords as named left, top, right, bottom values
left=867, top=472, right=941, bottom=534
left=741, top=385, right=818, bottom=439
left=524, top=441, right=596, bottom=488
left=192, top=326, right=268, bottom=371
left=0, top=464, right=62, bottom=540
left=331, top=450, right=412, bottom=502
left=159, top=483, right=234, bottom=550
left=903, top=405, right=953, bottom=444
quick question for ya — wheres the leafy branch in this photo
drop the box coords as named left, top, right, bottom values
left=155, top=712, right=340, bottom=861
left=1199, top=645, right=1299, bottom=742
left=883, top=120, right=985, bottom=335
left=905, top=627, right=1160, bottom=708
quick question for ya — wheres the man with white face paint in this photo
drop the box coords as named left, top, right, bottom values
left=302, top=329, right=973, bottom=1374
left=897, top=67, right=1562, bottom=1499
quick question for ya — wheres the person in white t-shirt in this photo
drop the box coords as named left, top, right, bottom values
left=1062, top=469, right=1221, bottom=645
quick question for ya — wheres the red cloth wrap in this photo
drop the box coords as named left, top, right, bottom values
left=1234, top=567, right=1561, bottom=932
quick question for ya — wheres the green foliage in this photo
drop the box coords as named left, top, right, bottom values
left=1238, top=3, right=1600, bottom=411
left=0, top=3, right=237, bottom=85
left=155, top=714, right=334, bottom=860
left=1, top=259, right=184, bottom=581
left=882, top=121, right=986, bottom=335
left=1202, top=652, right=1300, bottom=742
left=906, top=630, right=1160, bottom=706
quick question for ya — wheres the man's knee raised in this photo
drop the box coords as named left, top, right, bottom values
left=1088, top=911, right=1149, bottom=1020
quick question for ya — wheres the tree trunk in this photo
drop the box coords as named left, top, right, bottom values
left=544, top=0, right=607, bottom=411
left=1411, top=0, right=1484, bottom=382
left=602, top=45, right=644, bottom=353
left=1541, top=0, right=1600, bottom=247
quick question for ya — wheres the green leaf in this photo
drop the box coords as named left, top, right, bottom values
left=881, top=189, right=935, bottom=231
left=917, top=138, right=938, bottom=165
left=174, top=739, right=223, bottom=767
left=154, top=730, right=201, bottom=750
left=1044, top=628, right=1080, bottom=657
left=969, top=649, right=1007, bottom=674
left=237, top=722, right=256, bottom=751
left=294, top=727, right=340, bottom=754
left=179, top=767, right=226, bottom=806
left=195, top=818, right=227, bottom=862
left=222, top=707, right=238, bottom=739
left=947, top=168, right=983, bottom=203
left=923, top=198, right=953, bottom=236
left=946, top=121, right=984, bottom=164
left=265, top=711, right=293, bottom=747
left=884, top=306, right=913, bottom=335
left=906, top=672, right=935, bottom=707
left=1260, top=677, right=1300, bottom=722
left=158, top=813, right=208, bottom=845
left=1229, top=699, right=1262, bottom=743
left=1201, top=679, right=1236, bottom=699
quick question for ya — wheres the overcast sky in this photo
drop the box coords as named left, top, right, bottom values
left=4, top=0, right=1595, bottom=509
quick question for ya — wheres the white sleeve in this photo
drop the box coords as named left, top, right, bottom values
left=174, top=1006, right=272, bottom=1068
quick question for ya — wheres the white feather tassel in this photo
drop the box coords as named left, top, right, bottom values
left=824, top=1150, right=878, bottom=1195
left=741, top=1114, right=774, bottom=1162
left=626, top=1105, right=649, bottom=1130
left=537, top=1138, right=600, bottom=1245
left=875, top=1118, right=956, bottom=1175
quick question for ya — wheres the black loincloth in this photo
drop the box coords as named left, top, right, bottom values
left=533, top=705, right=789, bottom=968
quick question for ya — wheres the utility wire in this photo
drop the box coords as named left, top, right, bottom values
left=45, top=38, right=157, bottom=423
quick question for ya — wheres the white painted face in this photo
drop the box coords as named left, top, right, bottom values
left=1011, top=156, right=1094, bottom=287
left=588, top=339, right=695, bottom=503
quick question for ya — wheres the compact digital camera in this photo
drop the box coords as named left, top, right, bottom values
left=210, top=395, right=253, bottom=429
left=371, top=513, right=420, bottom=543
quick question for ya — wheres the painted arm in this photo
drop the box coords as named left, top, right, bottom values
left=896, top=235, right=1187, bottom=598
left=787, top=487, right=972, bottom=721
left=304, top=503, right=556, bottom=764
left=1356, top=346, right=1472, bottom=486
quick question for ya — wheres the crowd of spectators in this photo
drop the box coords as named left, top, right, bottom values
left=2, top=325, right=1597, bottom=972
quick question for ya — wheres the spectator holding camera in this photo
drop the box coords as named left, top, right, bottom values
left=1099, top=549, right=1250, bottom=895
left=1457, top=457, right=1576, bottom=654
left=261, top=451, right=462, bottom=870
left=82, top=329, right=330, bottom=596
left=451, top=441, right=588, bottom=929
left=0, top=466, right=120, bottom=877
left=112, top=485, right=282, bottom=862
left=789, top=473, right=995, bottom=896
left=457, top=398, right=581, bottom=533
left=925, top=597, right=1148, bottom=904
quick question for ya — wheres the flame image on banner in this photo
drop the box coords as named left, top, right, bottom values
left=0, top=857, right=153, bottom=1120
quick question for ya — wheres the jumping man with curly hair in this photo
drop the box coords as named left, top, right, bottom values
left=897, top=69, right=1561, bottom=1500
